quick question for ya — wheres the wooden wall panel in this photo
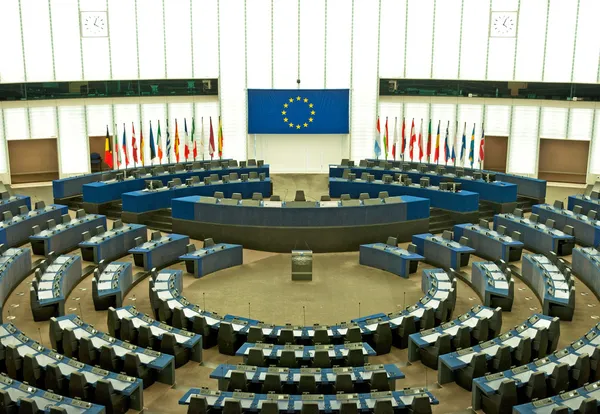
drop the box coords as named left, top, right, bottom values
left=538, top=138, right=588, bottom=184
left=8, top=138, right=59, bottom=184
left=483, top=136, right=507, bottom=173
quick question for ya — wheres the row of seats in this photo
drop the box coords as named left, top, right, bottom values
left=0, top=192, right=30, bottom=217
left=408, top=305, right=503, bottom=369
left=129, top=231, right=189, bottom=271
left=438, top=314, right=560, bottom=390
left=30, top=254, right=83, bottom=321
left=471, top=261, right=514, bottom=311
left=212, top=363, right=402, bottom=395
left=180, top=239, right=243, bottom=278
left=79, top=221, right=147, bottom=264
left=572, top=246, right=600, bottom=301
left=358, top=237, right=424, bottom=278
left=453, top=219, right=524, bottom=263
left=0, top=245, right=32, bottom=321
left=146, top=170, right=268, bottom=190
left=521, top=253, right=576, bottom=321
left=92, top=262, right=133, bottom=310
left=0, top=202, right=68, bottom=248
left=472, top=322, right=600, bottom=414
left=29, top=209, right=106, bottom=256
left=533, top=200, right=600, bottom=247
left=512, top=379, right=600, bottom=413
left=0, top=323, right=143, bottom=413
left=412, top=231, right=475, bottom=270
left=49, top=314, right=176, bottom=387
left=149, top=269, right=183, bottom=320
left=107, top=306, right=202, bottom=367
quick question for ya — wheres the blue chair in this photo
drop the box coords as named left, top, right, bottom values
left=90, top=152, right=103, bottom=172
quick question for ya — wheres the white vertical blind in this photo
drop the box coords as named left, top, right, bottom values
left=81, top=0, right=110, bottom=81
left=540, top=106, right=568, bottom=138
left=432, top=0, right=461, bottom=79
left=0, top=0, right=25, bottom=83
left=164, top=0, right=192, bottom=79
left=51, top=0, right=82, bottom=81
left=378, top=0, right=406, bottom=78
left=246, top=0, right=272, bottom=88
left=514, top=0, right=547, bottom=81
left=219, top=0, right=246, bottom=161
left=141, top=103, right=166, bottom=165
left=58, top=105, right=88, bottom=174
left=568, top=108, right=594, bottom=141
left=485, top=105, right=511, bottom=136
left=508, top=105, right=539, bottom=174
left=29, top=106, right=58, bottom=139
left=167, top=102, right=193, bottom=164
left=191, top=0, right=219, bottom=78
left=487, top=38, right=515, bottom=81
left=194, top=100, right=219, bottom=161
left=403, top=103, right=430, bottom=161
left=272, top=0, right=298, bottom=89
left=21, top=0, right=54, bottom=81
left=405, top=0, right=434, bottom=78
left=0, top=112, right=7, bottom=173
left=114, top=103, right=141, bottom=168
left=108, top=0, right=138, bottom=80
left=590, top=110, right=600, bottom=174
left=492, top=0, right=518, bottom=10
left=431, top=103, right=457, bottom=163
left=350, top=0, right=379, bottom=161
left=459, top=0, right=490, bottom=80
left=572, top=0, right=600, bottom=83
left=137, top=0, right=165, bottom=79
left=299, top=0, right=325, bottom=89
left=458, top=104, right=484, bottom=168
left=544, top=0, right=578, bottom=82
left=86, top=104, right=113, bottom=137
left=3, top=108, right=29, bottom=140
left=325, top=0, right=352, bottom=88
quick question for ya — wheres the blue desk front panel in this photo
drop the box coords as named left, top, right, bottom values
left=329, top=178, right=478, bottom=213
left=0, top=205, right=69, bottom=248
left=53, top=172, right=103, bottom=199
left=129, top=233, right=189, bottom=270
left=29, top=214, right=107, bottom=256
left=572, top=247, right=600, bottom=299
left=533, top=204, right=600, bottom=247
left=453, top=223, right=523, bottom=262
left=122, top=179, right=272, bottom=213
left=0, top=247, right=32, bottom=320
left=78, top=223, right=148, bottom=264
left=0, top=195, right=31, bottom=216
left=412, top=233, right=475, bottom=270
left=359, top=243, right=424, bottom=278
left=236, top=342, right=376, bottom=361
left=180, top=243, right=243, bottom=278
left=567, top=195, right=600, bottom=215
left=471, top=262, right=513, bottom=309
left=83, top=166, right=270, bottom=204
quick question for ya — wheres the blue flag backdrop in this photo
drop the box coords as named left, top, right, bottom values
left=248, top=89, right=349, bottom=134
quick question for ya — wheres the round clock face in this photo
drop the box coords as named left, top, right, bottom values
left=493, top=15, right=515, bottom=35
left=84, top=15, right=106, bottom=35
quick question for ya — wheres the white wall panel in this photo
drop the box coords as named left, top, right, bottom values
left=137, top=0, right=165, bottom=79
left=246, top=0, right=272, bottom=88
left=0, top=0, right=25, bottom=83
left=432, top=0, right=461, bottom=79
left=299, top=0, right=325, bottom=89
left=378, top=0, right=406, bottom=78
left=485, top=105, right=511, bottom=136
left=3, top=108, right=29, bottom=140
left=572, top=0, right=600, bottom=83
left=165, top=0, right=193, bottom=79
left=459, top=0, right=490, bottom=80
left=109, top=0, right=138, bottom=80
left=405, top=0, right=434, bottom=78
left=540, top=106, right=568, bottom=138
left=51, top=0, right=82, bottom=81
left=21, top=0, right=54, bottom=81
left=508, top=105, right=539, bottom=174
left=58, top=105, right=89, bottom=174
left=514, top=0, right=547, bottom=81
left=487, top=38, right=515, bottom=81
left=325, top=0, right=352, bottom=88
left=86, top=104, right=113, bottom=137
left=191, top=0, right=219, bottom=78
left=544, top=0, right=577, bottom=82
left=82, top=38, right=110, bottom=80
left=29, top=106, right=58, bottom=139
left=568, top=108, right=594, bottom=141
left=590, top=110, right=600, bottom=174
left=273, top=0, right=298, bottom=89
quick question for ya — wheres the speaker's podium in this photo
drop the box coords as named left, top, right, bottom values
left=291, top=250, right=313, bottom=281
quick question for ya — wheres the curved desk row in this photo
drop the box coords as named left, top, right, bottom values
left=453, top=220, right=524, bottom=262
left=533, top=202, right=600, bottom=247
left=408, top=305, right=502, bottom=369
left=180, top=241, right=243, bottom=278
left=0, top=203, right=68, bottom=248
left=439, top=314, right=559, bottom=390
left=0, top=246, right=32, bottom=322
left=149, top=269, right=183, bottom=319
left=92, top=262, right=133, bottom=310
left=522, top=254, right=575, bottom=321
left=0, top=373, right=105, bottom=414
left=513, top=380, right=600, bottom=413
left=78, top=221, right=147, bottom=264
left=129, top=231, right=189, bottom=271
left=171, top=194, right=430, bottom=252
left=412, top=232, right=475, bottom=270
left=82, top=165, right=270, bottom=213
left=472, top=322, right=600, bottom=413
left=568, top=194, right=600, bottom=216
left=0, top=194, right=31, bottom=217
left=30, top=255, right=83, bottom=321
left=29, top=210, right=106, bottom=256
left=358, top=242, right=424, bottom=278
left=210, top=363, right=403, bottom=395
left=0, top=323, right=143, bottom=411
left=49, top=314, right=176, bottom=387
left=471, top=262, right=514, bottom=311
left=107, top=305, right=203, bottom=366
left=180, top=388, right=438, bottom=413
left=572, top=247, right=600, bottom=301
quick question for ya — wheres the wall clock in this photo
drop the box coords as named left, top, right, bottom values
left=81, top=11, right=108, bottom=38
left=490, top=11, right=518, bottom=38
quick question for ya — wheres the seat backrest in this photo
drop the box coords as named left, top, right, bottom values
left=553, top=200, right=564, bottom=209
left=229, top=371, right=248, bottom=392
left=280, top=350, right=298, bottom=368
left=260, top=401, right=279, bottom=414
left=252, top=192, right=263, bottom=201
left=320, top=195, right=331, bottom=201
left=386, top=236, right=397, bottom=246
left=298, top=374, right=317, bottom=393
left=573, top=205, right=582, bottom=215
left=378, top=191, right=389, bottom=199
left=312, top=349, right=331, bottom=368
left=442, top=230, right=453, bottom=240
left=373, top=399, right=394, bottom=414
left=513, top=208, right=524, bottom=217
left=359, top=193, right=370, bottom=200
left=334, top=373, right=353, bottom=393
left=295, top=190, right=306, bottom=202
left=188, top=395, right=208, bottom=414
left=340, top=194, right=351, bottom=201
left=370, top=371, right=390, bottom=391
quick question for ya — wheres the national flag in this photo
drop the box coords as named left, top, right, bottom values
left=115, top=124, right=121, bottom=167
left=122, top=123, right=129, bottom=166
left=409, top=118, right=416, bottom=161
left=199, top=117, right=205, bottom=160
left=469, top=123, right=476, bottom=168
left=166, top=119, right=171, bottom=162
left=451, top=121, right=457, bottom=163
left=383, top=117, right=389, bottom=159
left=444, top=121, right=450, bottom=163
left=479, top=125, right=485, bottom=165
left=460, top=122, right=466, bottom=165
left=174, top=119, right=180, bottom=163
left=434, top=120, right=440, bottom=163
left=418, top=119, right=424, bottom=161
left=426, top=119, right=432, bottom=162
left=209, top=117, right=216, bottom=159
left=218, top=116, right=224, bottom=158
left=139, top=123, right=145, bottom=166
left=131, top=122, right=138, bottom=164
left=184, top=118, right=190, bottom=161
left=392, top=117, right=398, bottom=160
left=374, top=116, right=381, bottom=158
left=401, top=118, right=406, bottom=157
left=157, top=120, right=163, bottom=162
left=191, top=117, right=197, bottom=160
left=149, top=121, right=156, bottom=161
left=104, top=126, right=113, bottom=169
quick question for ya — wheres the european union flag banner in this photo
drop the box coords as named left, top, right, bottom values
left=248, top=89, right=349, bottom=134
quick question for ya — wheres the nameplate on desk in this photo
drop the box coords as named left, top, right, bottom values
left=480, top=340, right=496, bottom=349
left=512, top=365, right=531, bottom=374
left=370, top=391, right=393, bottom=398
left=19, top=383, right=34, bottom=392
left=456, top=348, right=474, bottom=356
left=255, top=343, right=273, bottom=349
left=363, top=364, right=384, bottom=371
left=365, top=318, right=382, bottom=324
left=236, top=365, right=257, bottom=372
left=67, top=360, right=84, bottom=370
left=345, top=343, right=362, bottom=350
left=157, top=322, right=174, bottom=331
left=144, top=349, right=161, bottom=357
left=283, top=344, right=304, bottom=350
left=116, top=374, right=135, bottom=382
left=301, top=368, right=321, bottom=374
left=333, top=367, right=352, bottom=373
left=0, top=376, right=12, bottom=385
left=267, top=367, right=288, bottom=373
left=231, top=318, right=248, bottom=326
left=232, top=392, right=255, bottom=399
left=485, top=372, right=504, bottom=381
left=301, top=394, right=324, bottom=401
left=532, top=398, right=555, bottom=407
left=43, top=391, right=63, bottom=402
left=440, top=321, right=456, bottom=330
left=419, top=328, right=436, bottom=336
left=571, top=340, right=585, bottom=350
left=585, top=382, right=600, bottom=392
left=17, top=333, right=30, bottom=343
left=314, top=344, right=333, bottom=350
left=267, top=394, right=289, bottom=401
left=336, top=393, right=359, bottom=400
left=586, top=330, right=598, bottom=341
left=70, top=400, right=93, bottom=408
left=91, top=366, right=108, bottom=375
left=101, top=334, right=115, bottom=343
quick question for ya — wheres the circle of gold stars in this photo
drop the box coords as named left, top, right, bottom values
left=282, top=96, right=315, bottom=129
